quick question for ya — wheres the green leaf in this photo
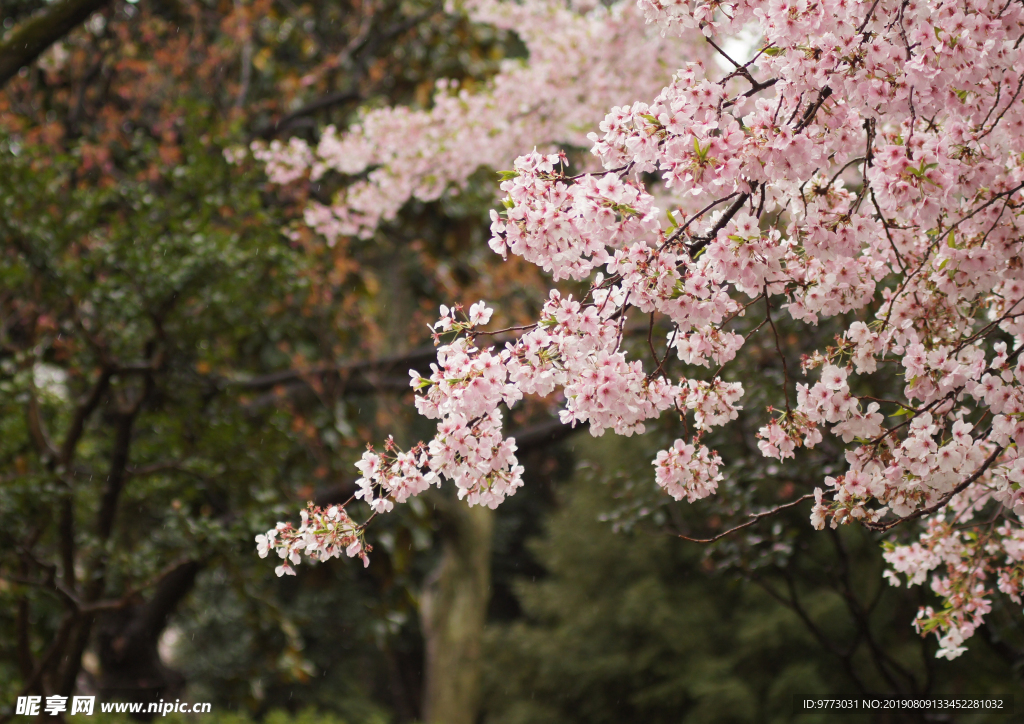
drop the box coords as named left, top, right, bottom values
left=693, top=137, right=710, bottom=162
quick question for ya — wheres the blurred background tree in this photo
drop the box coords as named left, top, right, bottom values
left=0, top=1, right=560, bottom=721
left=1, top=1, right=1022, bottom=723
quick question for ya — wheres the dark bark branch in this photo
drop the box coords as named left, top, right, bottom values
left=794, top=86, right=833, bottom=132
left=687, top=190, right=752, bottom=258
left=0, top=0, right=112, bottom=88
left=132, top=560, right=202, bottom=636
left=6, top=561, right=202, bottom=700
left=751, top=570, right=872, bottom=697
left=314, top=416, right=587, bottom=507
left=678, top=494, right=814, bottom=543
left=60, top=367, right=155, bottom=696
left=59, top=522, right=186, bottom=699
left=7, top=555, right=202, bottom=616
left=96, top=560, right=203, bottom=706
left=16, top=596, right=35, bottom=681
left=94, top=412, right=138, bottom=549
left=26, top=390, right=59, bottom=463
left=93, top=345, right=156, bottom=558
left=99, top=565, right=201, bottom=659
left=828, top=528, right=919, bottom=696
left=723, top=77, right=778, bottom=109
left=0, top=613, right=76, bottom=723
left=222, top=345, right=438, bottom=391
left=262, top=89, right=361, bottom=137
left=514, top=417, right=588, bottom=454
left=57, top=617, right=94, bottom=696
left=125, top=461, right=209, bottom=483
left=980, top=622, right=1024, bottom=667
left=243, top=375, right=415, bottom=411
left=59, top=499, right=76, bottom=592
left=233, top=347, right=443, bottom=412
left=258, top=2, right=442, bottom=138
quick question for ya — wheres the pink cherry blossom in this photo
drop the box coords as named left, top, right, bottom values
left=256, top=0, right=1024, bottom=659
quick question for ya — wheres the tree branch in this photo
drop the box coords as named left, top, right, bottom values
left=0, top=0, right=112, bottom=88
left=687, top=189, right=752, bottom=258
left=0, top=613, right=76, bottom=724
left=678, top=493, right=813, bottom=543
left=864, top=444, right=1004, bottom=532
left=220, top=345, right=438, bottom=392
left=60, top=368, right=112, bottom=467
left=93, top=412, right=140, bottom=553
left=26, top=389, right=59, bottom=463
left=262, top=89, right=362, bottom=137
left=259, top=2, right=443, bottom=138
left=16, top=596, right=35, bottom=681
left=313, top=415, right=587, bottom=507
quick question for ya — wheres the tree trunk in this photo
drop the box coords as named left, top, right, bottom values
left=420, top=501, right=494, bottom=724
left=96, top=561, right=201, bottom=720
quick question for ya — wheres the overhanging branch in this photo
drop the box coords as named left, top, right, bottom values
left=0, top=0, right=112, bottom=88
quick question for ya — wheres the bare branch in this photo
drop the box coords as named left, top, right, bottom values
left=678, top=494, right=814, bottom=543
left=220, top=346, right=438, bottom=391
left=0, top=0, right=111, bottom=88
left=687, top=190, right=752, bottom=257
left=59, top=368, right=112, bottom=467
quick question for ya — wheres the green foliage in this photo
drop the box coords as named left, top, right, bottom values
left=0, top=0, right=552, bottom=715
left=171, top=550, right=424, bottom=720
left=0, top=119, right=324, bottom=702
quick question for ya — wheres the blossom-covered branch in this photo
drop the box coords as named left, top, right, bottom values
left=256, top=0, right=1024, bottom=660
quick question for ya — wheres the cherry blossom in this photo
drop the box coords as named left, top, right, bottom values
left=256, top=0, right=1024, bottom=659
left=256, top=503, right=371, bottom=573
left=244, top=0, right=710, bottom=245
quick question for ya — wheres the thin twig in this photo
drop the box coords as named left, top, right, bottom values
left=679, top=494, right=814, bottom=543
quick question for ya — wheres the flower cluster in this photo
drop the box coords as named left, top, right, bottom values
left=654, top=438, right=723, bottom=502
left=245, top=0, right=709, bottom=245
left=353, top=303, right=529, bottom=511
left=883, top=488, right=1024, bottom=659
left=256, top=503, right=370, bottom=575
left=256, top=0, right=1024, bottom=658
left=488, top=152, right=660, bottom=280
